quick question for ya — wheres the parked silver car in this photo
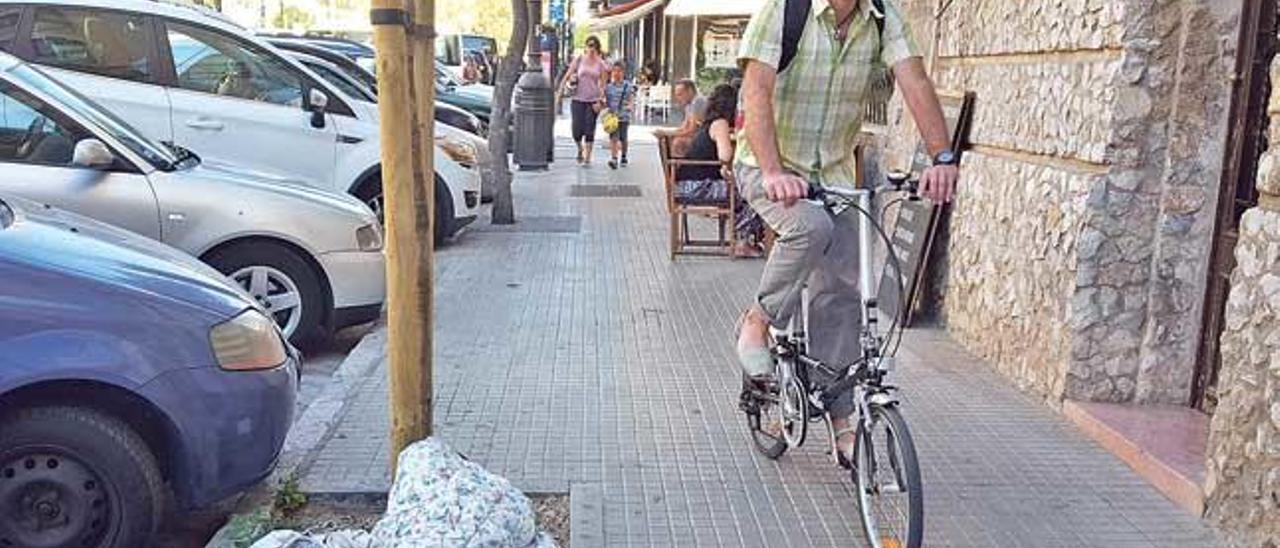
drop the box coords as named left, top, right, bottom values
left=0, top=52, right=384, bottom=344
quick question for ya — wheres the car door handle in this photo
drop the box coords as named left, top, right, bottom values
left=185, top=118, right=225, bottom=131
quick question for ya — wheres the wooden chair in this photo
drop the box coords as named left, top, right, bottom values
left=658, top=134, right=738, bottom=259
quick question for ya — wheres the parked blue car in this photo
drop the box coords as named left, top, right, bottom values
left=0, top=195, right=298, bottom=547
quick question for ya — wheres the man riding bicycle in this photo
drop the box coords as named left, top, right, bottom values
left=735, top=0, right=960, bottom=464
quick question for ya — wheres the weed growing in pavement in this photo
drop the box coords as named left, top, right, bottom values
left=273, top=474, right=309, bottom=516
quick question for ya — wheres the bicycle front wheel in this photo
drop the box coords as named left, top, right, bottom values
left=853, top=405, right=923, bottom=548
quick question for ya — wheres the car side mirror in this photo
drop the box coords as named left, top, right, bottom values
left=307, top=88, right=329, bottom=129
left=72, top=139, right=115, bottom=169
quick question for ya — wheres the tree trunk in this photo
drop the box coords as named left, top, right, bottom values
left=488, top=0, right=529, bottom=225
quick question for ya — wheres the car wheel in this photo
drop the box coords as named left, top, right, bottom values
left=355, top=176, right=455, bottom=246
left=354, top=177, right=384, bottom=225
left=205, top=242, right=326, bottom=345
left=434, top=176, right=455, bottom=247
left=0, top=406, right=166, bottom=548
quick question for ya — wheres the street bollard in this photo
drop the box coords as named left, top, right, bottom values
left=513, top=69, right=555, bottom=170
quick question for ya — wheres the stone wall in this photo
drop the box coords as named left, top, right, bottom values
left=1203, top=56, right=1280, bottom=548
left=886, top=0, right=1240, bottom=405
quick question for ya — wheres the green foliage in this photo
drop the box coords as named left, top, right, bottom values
left=273, top=475, right=309, bottom=516
left=440, top=0, right=514, bottom=54
left=696, top=67, right=736, bottom=95
left=221, top=508, right=273, bottom=548
left=273, top=6, right=314, bottom=30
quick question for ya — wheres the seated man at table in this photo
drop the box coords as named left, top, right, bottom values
left=654, top=79, right=707, bottom=157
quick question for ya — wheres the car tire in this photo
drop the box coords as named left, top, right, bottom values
left=434, top=176, right=455, bottom=247
left=355, top=175, right=455, bottom=246
left=205, top=241, right=327, bottom=346
left=0, top=406, right=166, bottom=548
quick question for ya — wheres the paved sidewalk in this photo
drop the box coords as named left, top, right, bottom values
left=290, top=129, right=1220, bottom=547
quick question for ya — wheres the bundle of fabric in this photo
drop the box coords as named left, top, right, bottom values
left=371, top=438, right=558, bottom=547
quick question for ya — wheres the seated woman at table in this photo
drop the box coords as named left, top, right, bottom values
left=674, top=83, right=765, bottom=258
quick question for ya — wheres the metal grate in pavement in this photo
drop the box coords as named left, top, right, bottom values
left=568, top=184, right=642, bottom=198
left=473, top=215, right=583, bottom=234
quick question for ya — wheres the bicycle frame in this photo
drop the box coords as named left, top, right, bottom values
left=776, top=186, right=896, bottom=410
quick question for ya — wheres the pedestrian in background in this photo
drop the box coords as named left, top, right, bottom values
left=604, top=60, right=635, bottom=169
left=558, top=35, right=608, bottom=166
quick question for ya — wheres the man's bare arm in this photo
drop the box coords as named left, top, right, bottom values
left=742, top=60, right=784, bottom=174
left=894, top=58, right=950, bottom=155
left=742, top=59, right=807, bottom=205
left=893, top=57, right=959, bottom=202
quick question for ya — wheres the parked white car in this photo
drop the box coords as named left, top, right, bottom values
left=285, top=50, right=498, bottom=202
left=0, top=0, right=481, bottom=243
left=0, top=51, right=384, bottom=344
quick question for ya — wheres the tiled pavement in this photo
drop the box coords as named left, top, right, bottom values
left=294, top=127, right=1221, bottom=547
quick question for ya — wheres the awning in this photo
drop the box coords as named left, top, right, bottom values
left=585, top=0, right=666, bottom=31
left=664, top=0, right=765, bottom=17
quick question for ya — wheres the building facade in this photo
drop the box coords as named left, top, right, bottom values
left=875, top=0, right=1276, bottom=544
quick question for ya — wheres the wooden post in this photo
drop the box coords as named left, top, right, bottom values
left=372, top=0, right=434, bottom=468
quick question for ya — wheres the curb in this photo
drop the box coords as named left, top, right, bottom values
left=569, top=483, right=604, bottom=548
left=270, top=325, right=388, bottom=487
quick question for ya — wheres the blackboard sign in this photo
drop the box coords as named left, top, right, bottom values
left=878, top=91, right=975, bottom=325
left=878, top=199, right=936, bottom=324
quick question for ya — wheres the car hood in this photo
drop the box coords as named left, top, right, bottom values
left=0, top=195, right=254, bottom=319
left=181, top=161, right=377, bottom=223
left=455, top=84, right=493, bottom=104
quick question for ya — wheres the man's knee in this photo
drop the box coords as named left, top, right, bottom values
left=779, top=207, right=834, bottom=252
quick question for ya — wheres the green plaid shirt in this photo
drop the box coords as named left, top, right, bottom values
left=735, top=0, right=919, bottom=185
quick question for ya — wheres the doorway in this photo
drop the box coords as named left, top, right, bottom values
left=1194, top=0, right=1273, bottom=413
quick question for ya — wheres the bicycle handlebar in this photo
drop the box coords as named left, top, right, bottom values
left=807, top=171, right=920, bottom=203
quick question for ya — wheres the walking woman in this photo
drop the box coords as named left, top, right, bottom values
left=559, top=35, right=608, bottom=165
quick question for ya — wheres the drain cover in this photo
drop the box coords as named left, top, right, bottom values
left=569, top=184, right=642, bottom=198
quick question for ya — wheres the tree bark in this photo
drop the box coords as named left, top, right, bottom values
left=488, top=0, right=529, bottom=225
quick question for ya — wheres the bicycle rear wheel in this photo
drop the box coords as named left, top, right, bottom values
left=853, top=405, right=923, bottom=548
left=741, top=378, right=788, bottom=459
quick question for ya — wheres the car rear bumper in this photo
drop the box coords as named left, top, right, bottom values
left=139, top=356, right=298, bottom=509
left=318, top=250, right=386, bottom=311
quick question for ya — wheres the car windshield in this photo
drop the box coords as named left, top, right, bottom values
left=461, top=35, right=495, bottom=56
left=303, top=59, right=374, bottom=102
left=435, top=65, right=460, bottom=88
left=8, top=64, right=179, bottom=171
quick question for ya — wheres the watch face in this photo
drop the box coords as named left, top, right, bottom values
left=936, top=151, right=957, bottom=165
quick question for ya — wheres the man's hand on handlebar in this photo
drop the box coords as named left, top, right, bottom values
left=763, top=170, right=810, bottom=208
left=920, top=164, right=959, bottom=203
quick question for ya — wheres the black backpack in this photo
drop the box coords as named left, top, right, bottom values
left=779, top=0, right=887, bottom=74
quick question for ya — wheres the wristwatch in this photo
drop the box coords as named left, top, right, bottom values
left=933, top=149, right=958, bottom=166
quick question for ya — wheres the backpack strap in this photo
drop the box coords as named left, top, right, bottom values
left=871, top=0, right=886, bottom=37
left=778, top=0, right=811, bottom=74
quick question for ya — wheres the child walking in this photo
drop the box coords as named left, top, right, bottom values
left=603, top=60, right=635, bottom=169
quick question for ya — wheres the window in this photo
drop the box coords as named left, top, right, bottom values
left=166, top=22, right=303, bottom=107
left=29, top=7, right=154, bottom=81
left=0, top=83, right=88, bottom=166
left=303, top=60, right=373, bottom=102
left=0, top=7, right=22, bottom=52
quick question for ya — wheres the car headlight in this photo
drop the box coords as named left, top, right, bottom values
left=210, top=310, right=288, bottom=371
left=436, top=137, right=478, bottom=169
left=356, top=223, right=383, bottom=251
